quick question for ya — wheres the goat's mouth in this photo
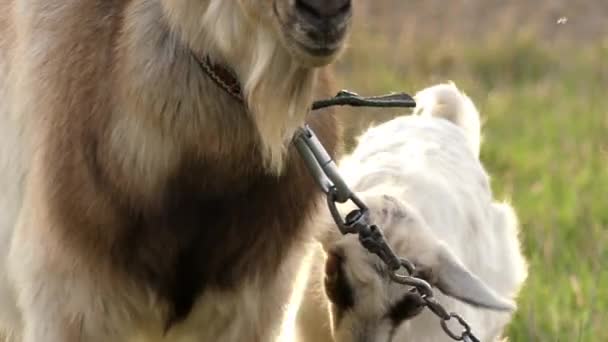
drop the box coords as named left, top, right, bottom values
left=273, top=0, right=352, bottom=67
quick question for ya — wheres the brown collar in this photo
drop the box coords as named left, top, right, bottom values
left=193, top=54, right=244, bottom=102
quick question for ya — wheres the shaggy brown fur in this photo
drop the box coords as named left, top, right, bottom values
left=0, top=0, right=349, bottom=340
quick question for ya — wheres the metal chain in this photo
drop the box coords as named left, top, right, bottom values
left=294, top=92, right=482, bottom=341
left=392, top=264, right=480, bottom=342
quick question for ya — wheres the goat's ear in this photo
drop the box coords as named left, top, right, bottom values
left=422, top=247, right=516, bottom=312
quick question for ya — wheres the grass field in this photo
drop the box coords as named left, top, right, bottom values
left=334, top=4, right=608, bottom=340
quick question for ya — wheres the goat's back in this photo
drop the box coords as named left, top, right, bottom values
left=339, top=112, right=526, bottom=341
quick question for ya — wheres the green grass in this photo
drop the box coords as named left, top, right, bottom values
left=336, top=36, right=608, bottom=341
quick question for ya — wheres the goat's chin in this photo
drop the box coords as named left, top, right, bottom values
left=271, top=22, right=348, bottom=69
left=284, top=44, right=345, bottom=68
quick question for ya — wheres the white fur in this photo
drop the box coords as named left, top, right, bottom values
left=413, top=81, right=482, bottom=157
left=294, top=82, right=528, bottom=342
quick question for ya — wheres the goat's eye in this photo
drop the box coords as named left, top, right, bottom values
left=387, top=290, right=425, bottom=325
left=324, top=251, right=355, bottom=311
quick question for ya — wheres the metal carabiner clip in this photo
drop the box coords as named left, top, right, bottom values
left=292, top=125, right=352, bottom=203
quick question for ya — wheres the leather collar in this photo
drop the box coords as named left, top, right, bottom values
left=193, top=54, right=244, bottom=102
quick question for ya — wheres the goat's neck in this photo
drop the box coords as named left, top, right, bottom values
left=157, top=0, right=318, bottom=172
left=103, top=0, right=322, bottom=206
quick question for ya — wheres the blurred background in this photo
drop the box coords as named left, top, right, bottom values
left=334, top=1, right=607, bottom=341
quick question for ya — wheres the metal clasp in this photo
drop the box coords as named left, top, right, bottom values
left=293, top=125, right=402, bottom=270
left=293, top=125, right=352, bottom=203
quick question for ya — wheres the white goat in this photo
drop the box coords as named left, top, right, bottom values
left=293, top=82, right=528, bottom=342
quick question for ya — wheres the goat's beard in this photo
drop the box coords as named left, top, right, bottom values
left=213, top=4, right=317, bottom=175
left=166, top=0, right=318, bottom=174
left=242, top=36, right=317, bottom=175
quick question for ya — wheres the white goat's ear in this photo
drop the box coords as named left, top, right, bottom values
left=424, top=248, right=516, bottom=312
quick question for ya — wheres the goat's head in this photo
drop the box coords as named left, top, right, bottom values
left=319, top=194, right=515, bottom=342
left=162, top=0, right=352, bottom=66
left=241, top=0, right=353, bottom=66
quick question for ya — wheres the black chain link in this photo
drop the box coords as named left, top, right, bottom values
left=294, top=92, right=482, bottom=341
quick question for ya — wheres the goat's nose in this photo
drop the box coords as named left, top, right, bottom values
left=295, top=0, right=351, bottom=19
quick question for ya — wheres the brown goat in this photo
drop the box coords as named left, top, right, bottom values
left=0, top=1, right=352, bottom=341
